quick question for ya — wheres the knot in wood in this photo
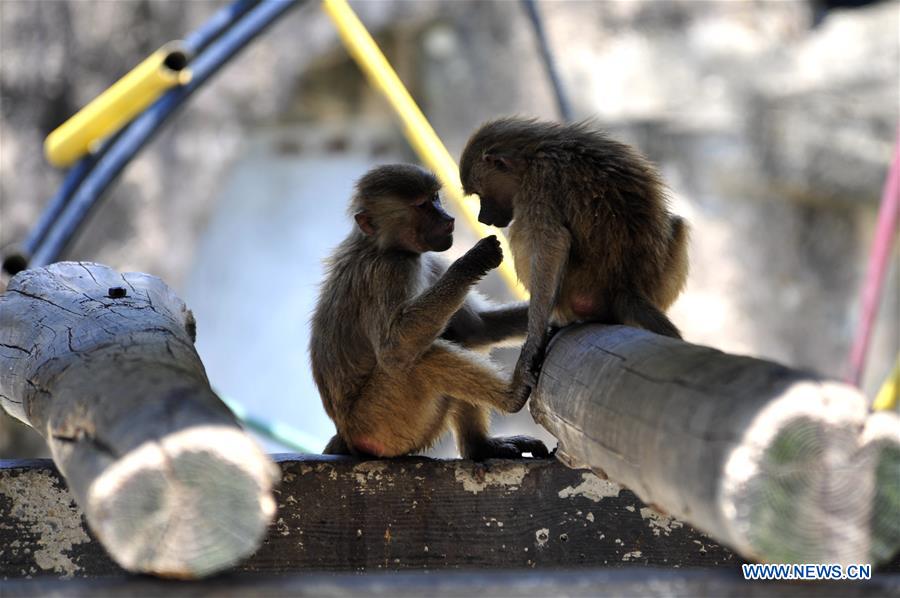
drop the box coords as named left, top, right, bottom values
left=107, top=286, right=127, bottom=298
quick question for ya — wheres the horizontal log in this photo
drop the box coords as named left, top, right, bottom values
left=0, top=455, right=739, bottom=578
left=863, top=411, right=900, bottom=564
left=530, top=324, right=895, bottom=566
left=0, top=262, right=278, bottom=578
left=2, top=568, right=899, bottom=597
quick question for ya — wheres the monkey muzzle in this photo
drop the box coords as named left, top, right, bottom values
left=478, top=203, right=512, bottom=228
left=425, top=218, right=454, bottom=252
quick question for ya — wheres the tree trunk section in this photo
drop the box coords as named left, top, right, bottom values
left=0, top=261, right=278, bottom=578
left=530, top=324, right=889, bottom=565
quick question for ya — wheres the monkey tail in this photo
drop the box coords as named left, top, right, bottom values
left=667, top=217, right=689, bottom=273
left=668, top=216, right=688, bottom=257
left=664, top=216, right=690, bottom=300
left=614, top=293, right=682, bottom=340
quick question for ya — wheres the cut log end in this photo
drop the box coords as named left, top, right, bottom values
left=862, top=411, right=900, bottom=564
left=721, top=380, right=870, bottom=564
left=532, top=324, right=891, bottom=565
left=85, top=426, right=279, bottom=578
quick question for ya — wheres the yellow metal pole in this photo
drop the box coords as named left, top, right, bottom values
left=873, top=356, right=899, bottom=412
left=321, top=0, right=527, bottom=299
left=44, top=42, right=193, bottom=168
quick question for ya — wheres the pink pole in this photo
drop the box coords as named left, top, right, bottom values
left=846, top=129, right=900, bottom=387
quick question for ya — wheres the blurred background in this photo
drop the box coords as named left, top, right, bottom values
left=1, top=0, right=897, bottom=457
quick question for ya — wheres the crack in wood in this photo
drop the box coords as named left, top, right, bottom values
left=51, top=431, right=119, bottom=459
left=77, top=262, right=100, bottom=286
left=6, top=289, right=84, bottom=317
left=0, top=342, right=31, bottom=354
left=0, top=392, right=23, bottom=405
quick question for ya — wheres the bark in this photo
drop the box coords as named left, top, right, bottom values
left=0, top=261, right=278, bottom=578
left=530, top=324, right=890, bottom=565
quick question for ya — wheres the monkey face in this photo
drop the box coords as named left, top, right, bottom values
left=413, top=192, right=455, bottom=253
left=475, top=169, right=518, bottom=228
left=353, top=164, right=451, bottom=254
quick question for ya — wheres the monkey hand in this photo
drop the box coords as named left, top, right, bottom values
left=454, top=235, right=503, bottom=277
left=466, top=435, right=550, bottom=460
left=510, top=341, right=545, bottom=410
left=510, top=365, right=534, bottom=411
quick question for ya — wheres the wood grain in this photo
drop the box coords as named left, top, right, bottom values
left=1, top=455, right=737, bottom=578
left=531, top=324, right=889, bottom=566
left=0, top=262, right=278, bottom=578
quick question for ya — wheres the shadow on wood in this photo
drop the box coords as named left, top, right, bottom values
left=0, top=262, right=278, bottom=578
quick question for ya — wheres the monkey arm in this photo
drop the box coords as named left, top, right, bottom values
left=443, top=301, right=529, bottom=349
left=375, top=265, right=488, bottom=373
left=525, top=230, right=571, bottom=345
left=479, top=302, right=529, bottom=337
left=372, top=236, right=502, bottom=374
left=511, top=228, right=571, bottom=406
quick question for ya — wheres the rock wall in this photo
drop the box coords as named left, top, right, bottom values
left=1, top=0, right=896, bottom=456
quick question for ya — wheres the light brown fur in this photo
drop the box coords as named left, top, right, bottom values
left=310, top=164, right=548, bottom=459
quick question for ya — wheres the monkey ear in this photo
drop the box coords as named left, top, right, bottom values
left=483, top=151, right=515, bottom=172
left=354, top=212, right=376, bottom=236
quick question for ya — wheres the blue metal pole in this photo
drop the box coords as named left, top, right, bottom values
left=2, top=0, right=267, bottom=276
left=4, top=157, right=96, bottom=273
left=28, top=0, right=303, bottom=268
left=184, top=0, right=262, bottom=54
left=522, top=0, right=573, bottom=122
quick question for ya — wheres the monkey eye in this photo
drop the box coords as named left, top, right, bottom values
left=487, top=154, right=509, bottom=172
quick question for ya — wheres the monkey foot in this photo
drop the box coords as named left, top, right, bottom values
left=466, top=436, right=550, bottom=461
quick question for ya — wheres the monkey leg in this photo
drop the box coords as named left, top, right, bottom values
left=343, top=379, right=452, bottom=458
left=416, top=341, right=523, bottom=413
left=452, top=401, right=549, bottom=460
left=323, top=433, right=352, bottom=455
left=323, top=433, right=382, bottom=458
left=345, top=342, right=522, bottom=457
left=614, top=293, right=682, bottom=339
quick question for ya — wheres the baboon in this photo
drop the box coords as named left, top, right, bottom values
left=460, top=117, right=689, bottom=404
left=310, top=164, right=548, bottom=459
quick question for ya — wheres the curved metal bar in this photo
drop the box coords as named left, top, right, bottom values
left=29, top=0, right=303, bottom=268
left=3, top=0, right=272, bottom=276
left=184, top=0, right=261, bottom=54
left=3, top=157, right=96, bottom=275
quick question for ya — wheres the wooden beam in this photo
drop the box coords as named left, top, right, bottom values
left=0, top=456, right=739, bottom=577
left=0, top=262, right=278, bottom=578
left=3, top=568, right=899, bottom=597
left=530, top=324, right=895, bottom=566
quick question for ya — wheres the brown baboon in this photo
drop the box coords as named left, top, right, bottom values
left=310, top=164, right=548, bottom=459
left=460, top=117, right=690, bottom=404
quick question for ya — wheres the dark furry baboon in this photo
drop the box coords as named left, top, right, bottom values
left=310, top=164, right=548, bottom=459
left=460, top=118, right=689, bottom=404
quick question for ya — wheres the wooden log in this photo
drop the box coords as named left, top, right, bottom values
left=0, top=455, right=739, bottom=577
left=530, top=324, right=884, bottom=566
left=863, top=411, right=900, bottom=564
left=3, top=568, right=900, bottom=597
left=0, top=262, right=278, bottom=578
